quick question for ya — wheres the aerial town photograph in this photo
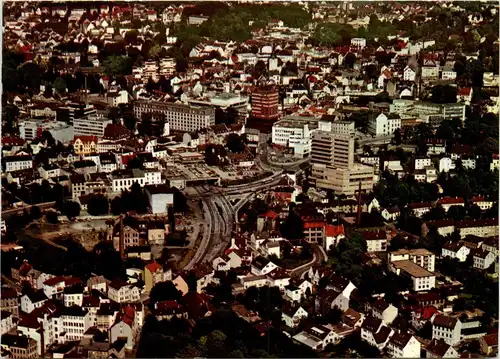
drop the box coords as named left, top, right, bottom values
left=0, top=0, right=499, bottom=358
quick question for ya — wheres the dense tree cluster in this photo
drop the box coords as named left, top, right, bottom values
left=328, top=232, right=366, bottom=284
left=87, top=195, right=110, bottom=216
left=2, top=237, right=126, bottom=281
left=110, top=183, right=150, bottom=215
left=137, top=308, right=317, bottom=358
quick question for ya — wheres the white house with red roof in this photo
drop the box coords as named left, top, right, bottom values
left=110, top=305, right=137, bottom=349
left=323, top=224, right=345, bottom=251
left=436, top=197, right=465, bottom=212
left=455, top=219, right=498, bottom=239
left=471, top=196, right=494, bottom=211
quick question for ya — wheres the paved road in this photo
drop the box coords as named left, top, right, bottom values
left=288, top=243, right=328, bottom=278
left=2, top=201, right=56, bottom=217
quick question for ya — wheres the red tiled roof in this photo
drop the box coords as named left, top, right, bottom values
left=145, top=261, right=162, bottom=273
left=303, top=221, right=325, bottom=229
left=483, top=333, right=498, bottom=347
left=455, top=218, right=498, bottom=229
left=43, top=276, right=65, bottom=286
left=74, top=135, right=98, bottom=143
left=259, top=210, right=278, bottom=219
left=360, top=230, right=386, bottom=241
left=2, top=137, right=25, bottom=146
left=458, top=87, right=472, bottom=96
left=325, top=224, right=344, bottom=237
left=414, top=305, right=439, bottom=320
left=408, top=202, right=432, bottom=209
left=437, top=197, right=465, bottom=205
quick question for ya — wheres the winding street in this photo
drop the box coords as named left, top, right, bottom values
left=287, top=243, right=328, bottom=278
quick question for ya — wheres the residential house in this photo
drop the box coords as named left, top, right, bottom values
left=408, top=202, right=432, bottom=218
left=144, top=262, right=171, bottom=293
left=481, top=236, right=499, bottom=256
left=251, top=256, right=278, bottom=276
left=386, top=331, right=421, bottom=358
left=442, top=241, right=470, bottom=262
left=315, top=289, right=349, bottom=315
left=381, top=207, right=400, bottom=222
left=361, top=230, right=387, bottom=252
left=282, top=304, right=308, bottom=328
left=471, top=248, right=496, bottom=270
left=107, top=281, right=140, bottom=303
left=361, top=316, right=393, bottom=350
left=370, top=299, right=398, bottom=325
left=431, top=314, right=462, bottom=345
left=471, top=196, right=494, bottom=211
left=1, top=311, right=16, bottom=335
left=293, top=325, right=337, bottom=351
left=423, top=219, right=455, bottom=237
left=479, top=334, right=498, bottom=357
left=426, top=338, right=459, bottom=358
left=20, top=290, right=48, bottom=314
left=437, top=197, right=465, bottom=212
left=109, top=306, right=137, bottom=350
left=455, top=219, right=498, bottom=239
left=0, top=334, right=38, bottom=358
left=73, top=136, right=98, bottom=155
left=323, top=224, right=345, bottom=251
left=1, top=288, right=19, bottom=318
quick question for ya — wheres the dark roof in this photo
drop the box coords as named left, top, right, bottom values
left=433, top=314, right=458, bottom=329
left=373, top=326, right=392, bottom=344
left=360, top=230, right=386, bottom=241
left=1, top=334, right=33, bottom=349
left=372, top=298, right=390, bottom=312
left=470, top=248, right=491, bottom=259
left=426, top=338, right=452, bottom=357
left=389, top=331, right=413, bottom=349
left=252, top=256, right=270, bottom=270
left=182, top=291, right=212, bottom=321
left=24, top=289, right=48, bottom=303
left=361, top=315, right=382, bottom=333
left=144, top=184, right=176, bottom=195
left=73, top=160, right=96, bottom=168
left=1, top=287, right=18, bottom=299
left=455, top=218, right=498, bottom=229
left=3, top=155, right=33, bottom=162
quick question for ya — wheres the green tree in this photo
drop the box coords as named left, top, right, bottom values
left=226, top=134, right=247, bottom=153
left=63, top=201, right=81, bottom=220
left=87, top=195, right=109, bottom=216
left=148, top=44, right=162, bottom=60
left=54, top=77, right=67, bottom=93
left=149, top=280, right=182, bottom=310
left=103, top=56, right=133, bottom=76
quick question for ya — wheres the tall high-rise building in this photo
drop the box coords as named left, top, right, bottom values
left=251, top=86, right=279, bottom=121
left=310, top=131, right=374, bottom=195
left=311, top=132, right=355, bottom=169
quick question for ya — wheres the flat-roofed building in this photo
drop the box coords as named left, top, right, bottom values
left=133, top=101, right=214, bottom=132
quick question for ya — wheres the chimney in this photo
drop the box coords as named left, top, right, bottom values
left=119, top=215, right=125, bottom=260
left=356, top=182, right=362, bottom=226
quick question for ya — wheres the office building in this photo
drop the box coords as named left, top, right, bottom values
left=133, top=101, right=215, bottom=132
left=310, top=131, right=374, bottom=195
left=251, top=86, right=279, bottom=121
left=19, top=119, right=74, bottom=143
left=311, top=131, right=355, bottom=169
left=74, top=116, right=112, bottom=138
left=60, top=103, right=97, bottom=124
